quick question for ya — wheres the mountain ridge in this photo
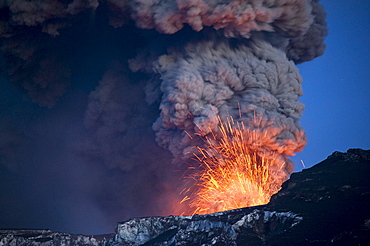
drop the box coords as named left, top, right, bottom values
left=1, top=149, right=369, bottom=245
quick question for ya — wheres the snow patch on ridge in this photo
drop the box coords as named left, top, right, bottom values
left=111, top=209, right=302, bottom=245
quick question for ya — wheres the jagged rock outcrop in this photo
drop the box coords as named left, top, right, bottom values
left=108, top=210, right=302, bottom=245
left=1, top=149, right=369, bottom=245
left=264, top=148, right=370, bottom=245
left=108, top=149, right=370, bottom=245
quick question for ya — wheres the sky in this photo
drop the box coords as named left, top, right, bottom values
left=0, top=0, right=369, bottom=235
left=291, top=0, right=370, bottom=170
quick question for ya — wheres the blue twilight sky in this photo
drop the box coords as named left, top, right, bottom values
left=0, top=0, right=369, bottom=235
left=291, top=0, right=370, bottom=171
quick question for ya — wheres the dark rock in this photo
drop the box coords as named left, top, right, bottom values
left=265, top=148, right=370, bottom=245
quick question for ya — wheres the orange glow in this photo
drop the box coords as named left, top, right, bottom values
left=181, top=116, right=284, bottom=215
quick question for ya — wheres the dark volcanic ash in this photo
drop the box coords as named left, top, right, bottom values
left=0, top=0, right=327, bottom=234
left=128, top=0, right=327, bottom=188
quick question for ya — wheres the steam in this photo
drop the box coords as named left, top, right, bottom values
left=0, top=0, right=327, bottom=234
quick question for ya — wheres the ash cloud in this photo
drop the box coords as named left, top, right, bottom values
left=0, top=0, right=327, bottom=234
left=1, top=32, right=71, bottom=107
left=80, top=62, right=180, bottom=222
left=129, top=0, right=326, bottom=180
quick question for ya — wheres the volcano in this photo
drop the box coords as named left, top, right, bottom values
left=1, top=148, right=369, bottom=245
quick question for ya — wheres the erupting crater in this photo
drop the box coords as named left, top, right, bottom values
left=181, top=116, right=286, bottom=215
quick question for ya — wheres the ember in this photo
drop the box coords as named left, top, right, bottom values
left=182, top=116, right=284, bottom=215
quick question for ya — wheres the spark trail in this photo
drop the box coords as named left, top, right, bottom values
left=182, top=116, right=284, bottom=215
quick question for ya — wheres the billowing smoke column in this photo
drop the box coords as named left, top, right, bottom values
left=131, top=37, right=304, bottom=179
left=128, top=0, right=327, bottom=182
left=0, top=0, right=327, bottom=232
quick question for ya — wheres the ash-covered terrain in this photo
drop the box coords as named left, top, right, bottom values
left=1, top=149, right=369, bottom=245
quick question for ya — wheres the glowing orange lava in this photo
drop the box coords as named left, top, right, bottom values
left=181, top=116, right=284, bottom=215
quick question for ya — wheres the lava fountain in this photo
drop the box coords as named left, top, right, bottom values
left=181, top=116, right=285, bottom=215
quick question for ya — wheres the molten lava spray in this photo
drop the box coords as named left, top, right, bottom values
left=181, top=116, right=285, bottom=215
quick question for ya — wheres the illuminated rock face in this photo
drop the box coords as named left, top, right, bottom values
left=110, top=210, right=302, bottom=245
left=1, top=149, right=369, bottom=245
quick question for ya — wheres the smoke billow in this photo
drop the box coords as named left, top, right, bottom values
left=0, top=0, right=327, bottom=234
left=129, top=0, right=327, bottom=180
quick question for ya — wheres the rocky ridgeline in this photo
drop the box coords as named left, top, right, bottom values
left=1, top=149, right=369, bottom=245
left=0, top=229, right=102, bottom=246
left=109, top=209, right=302, bottom=245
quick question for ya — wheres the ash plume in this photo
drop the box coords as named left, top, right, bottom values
left=133, top=36, right=306, bottom=180
left=129, top=0, right=327, bottom=180
left=0, top=0, right=327, bottom=233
